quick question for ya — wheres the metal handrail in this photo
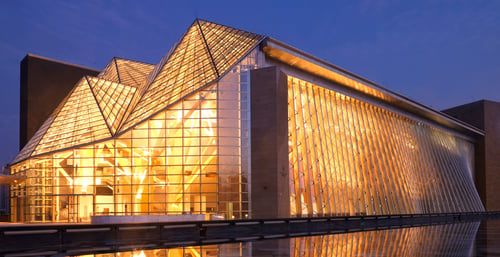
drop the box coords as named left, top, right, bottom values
left=1, top=212, right=499, bottom=256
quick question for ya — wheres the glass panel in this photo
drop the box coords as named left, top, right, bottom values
left=122, top=22, right=217, bottom=130
left=9, top=49, right=266, bottom=222
left=33, top=78, right=111, bottom=156
left=87, top=76, right=138, bottom=133
left=287, top=75, right=484, bottom=216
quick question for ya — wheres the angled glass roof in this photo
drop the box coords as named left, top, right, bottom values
left=198, top=19, right=263, bottom=76
left=11, top=117, right=53, bottom=164
left=12, top=19, right=264, bottom=164
left=98, top=59, right=120, bottom=83
left=120, top=20, right=263, bottom=132
left=98, top=57, right=154, bottom=88
left=32, top=78, right=111, bottom=156
left=87, top=76, right=137, bottom=134
left=120, top=22, right=217, bottom=131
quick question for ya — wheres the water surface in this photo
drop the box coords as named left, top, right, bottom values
left=68, top=219, right=500, bottom=257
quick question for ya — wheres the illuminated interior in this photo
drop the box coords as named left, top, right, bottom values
left=73, top=243, right=245, bottom=257
left=9, top=19, right=485, bottom=223
left=287, top=76, right=484, bottom=216
left=9, top=20, right=264, bottom=222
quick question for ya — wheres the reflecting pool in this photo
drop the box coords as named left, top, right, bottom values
left=69, top=219, right=500, bottom=257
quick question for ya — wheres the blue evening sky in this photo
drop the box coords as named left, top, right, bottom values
left=0, top=0, right=499, bottom=167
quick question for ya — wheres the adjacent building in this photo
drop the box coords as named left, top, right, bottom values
left=19, top=54, right=100, bottom=150
left=443, top=100, right=500, bottom=212
left=8, top=19, right=485, bottom=223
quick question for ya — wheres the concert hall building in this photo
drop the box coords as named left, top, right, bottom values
left=8, top=20, right=485, bottom=223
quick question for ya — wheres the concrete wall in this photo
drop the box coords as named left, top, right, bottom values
left=20, top=54, right=99, bottom=150
left=444, top=100, right=500, bottom=211
left=250, top=66, right=290, bottom=219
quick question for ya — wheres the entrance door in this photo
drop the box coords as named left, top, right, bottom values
left=57, top=194, right=94, bottom=223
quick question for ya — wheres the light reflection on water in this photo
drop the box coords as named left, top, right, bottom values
left=72, top=220, right=500, bottom=257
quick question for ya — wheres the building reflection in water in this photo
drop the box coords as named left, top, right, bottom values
left=289, top=222, right=479, bottom=257
left=74, top=243, right=248, bottom=257
left=73, top=222, right=480, bottom=257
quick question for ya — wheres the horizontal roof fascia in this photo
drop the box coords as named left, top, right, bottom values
left=261, top=38, right=484, bottom=139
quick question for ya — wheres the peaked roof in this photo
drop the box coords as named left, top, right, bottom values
left=99, top=57, right=154, bottom=88
left=14, top=78, right=112, bottom=160
left=12, top=19, right=264, bottom=164
left=120, top=19, right=263, bottom=131
left=86, top=76, right=138, bottom=134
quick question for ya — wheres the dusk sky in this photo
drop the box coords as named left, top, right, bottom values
left=0, top=1, right=499, bottom=167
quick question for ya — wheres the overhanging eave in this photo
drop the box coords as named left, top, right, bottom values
left=261, top=38, right=484, bottom=139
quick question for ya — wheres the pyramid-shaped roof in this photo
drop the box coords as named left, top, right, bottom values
left=87, top=76, right=138, bottom=134
left=12, top=19, right=265, bottom=164
left=197, top=19, right=263, bottom=77
left=28, top=78, right=112, bottom=157
left=98, top=57, right=154, bottom=88
left=120, top=19, right=264, bottom=131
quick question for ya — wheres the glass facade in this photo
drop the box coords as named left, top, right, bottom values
left=287, top=76, right=484, bottom=216
left=9, top=19, right=485, bottom=223
left=9, top=21, right=264, bottom=222
left=122, top=20, right=263, bottom=131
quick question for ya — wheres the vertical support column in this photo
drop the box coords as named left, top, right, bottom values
left=250, top=66, right=289, bottom=219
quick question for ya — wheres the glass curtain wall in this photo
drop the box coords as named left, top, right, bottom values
left=288, top=76, right=484, bottom=216
left=10, top=85, right=218, bottom=222
left=9, top=50, right=263, bottom=223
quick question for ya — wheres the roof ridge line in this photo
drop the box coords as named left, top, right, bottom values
left=29, top=77, right=86, bottom=157
left=113, top=57, right=121, bottom=84
left=196, top=19, right=220, bottom=77
left=85, top=76, right=115, bottom=136
left=196, top=19, right=265, bottom=38
left=116, top=20, right=199, bottom=134
left=112, top=56, right=155, bottom=66
left=25, top=53, right=100, bottom=73
left=114, top=41, right=265, bottom=138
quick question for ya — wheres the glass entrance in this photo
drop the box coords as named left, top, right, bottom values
left=56, top=194, right=93, bottom=222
